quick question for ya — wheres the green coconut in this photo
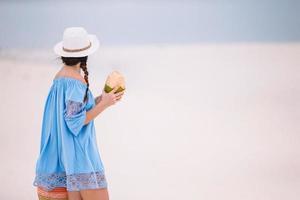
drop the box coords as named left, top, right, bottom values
left=104, top=84, right=125, bottom=94
left=103, top=70, right=126, bottom=93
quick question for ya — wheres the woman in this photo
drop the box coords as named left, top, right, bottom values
left=33, top=27, right=124, bottom=200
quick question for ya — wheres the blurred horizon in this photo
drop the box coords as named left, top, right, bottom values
left=0, top=0, right=299, bottom=49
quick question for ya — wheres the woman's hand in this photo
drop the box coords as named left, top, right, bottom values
left=100, top=87, right=124, bottom=108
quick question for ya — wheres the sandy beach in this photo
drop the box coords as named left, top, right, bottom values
left=0, top=42, right=299, bottom=200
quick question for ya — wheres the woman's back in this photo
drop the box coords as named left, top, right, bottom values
left=33, top=76, right=108, bottom=192
left=33, top=27, right=124, bottom=200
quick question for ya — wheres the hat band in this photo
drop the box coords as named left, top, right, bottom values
left=63, top=42, right=92, bottom=52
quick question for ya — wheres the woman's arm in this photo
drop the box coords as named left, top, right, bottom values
left=84, top=100, right=108, bottom=125
left=85, top=87, right=124, bottom=125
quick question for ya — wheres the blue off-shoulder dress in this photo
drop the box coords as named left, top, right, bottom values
left=33, top=76, right=107, bottom=191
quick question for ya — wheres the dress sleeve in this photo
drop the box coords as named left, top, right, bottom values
left=63, top=82, right=87, bottom=137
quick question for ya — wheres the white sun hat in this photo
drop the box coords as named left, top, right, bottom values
left=53, top=27, right=99, bottom=57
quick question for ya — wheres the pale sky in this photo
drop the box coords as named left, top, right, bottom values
left=0, top=0, right=299, bottom=48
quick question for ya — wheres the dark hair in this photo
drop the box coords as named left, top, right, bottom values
left=61, top=56, right=89, bottom=103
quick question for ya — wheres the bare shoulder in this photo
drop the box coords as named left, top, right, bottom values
left=54, top=68, right=87, bottom=85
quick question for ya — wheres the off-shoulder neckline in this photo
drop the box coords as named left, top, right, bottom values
left=53, top=76, right=88, bottom=87
left=53, top=76, right=87, bottom=86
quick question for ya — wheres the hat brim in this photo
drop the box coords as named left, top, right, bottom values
left=53, top=34, right=99, bottom=57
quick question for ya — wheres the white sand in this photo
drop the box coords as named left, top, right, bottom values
left=0, top=43, right=299, bottom=200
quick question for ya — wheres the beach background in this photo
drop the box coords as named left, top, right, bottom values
left=0, top=0, right=299, bottom=200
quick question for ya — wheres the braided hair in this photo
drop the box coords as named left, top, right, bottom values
left=61, top=56, right=89, bottom=103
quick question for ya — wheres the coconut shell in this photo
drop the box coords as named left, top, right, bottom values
left=104, top=70, right=126, bottom=93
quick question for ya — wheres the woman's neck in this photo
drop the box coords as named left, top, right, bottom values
left=63, top=64, right=81, bottom=74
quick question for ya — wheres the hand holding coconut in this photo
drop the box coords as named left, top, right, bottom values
left=99, top=70, right=125, bottom=108
left=100, top=86, right=124, bottom=107
left=84, top=71, right=125, bottom=124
